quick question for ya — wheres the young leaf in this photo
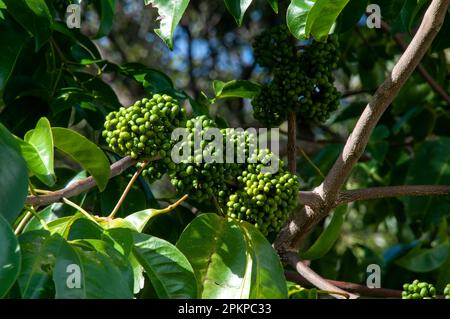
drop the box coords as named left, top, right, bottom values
left=300, top=205, right=347, bottom=260
left=224, top=0, right=253, bottom=26
left=144, top=0, right=190, bottom=50
left=52, top=128, right=111, bottom=191
left=286, top=0, right=315, bottom=40
left=176, top=213, right=250, bottom=298
left=0, top=124, right=28, bottom=223
left=306, top=0, right=350, bottom=41
left=0, top=215, right=21, bottom=298
left=21, top=117, right=55, bottom=186
left=132, top=232, right=197, bottom=298
left=213, top=80, right=261, bottom=99
left=3, top=0, right=53, bottom=50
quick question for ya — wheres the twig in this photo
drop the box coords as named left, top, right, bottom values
left=285, top=252, right=358, bottom=299
left=26, top=156, right=138, bottom=207
left=62, top=197, right=98, bottom=223
left=14, top=211, right=33, bottom=235
left=109, top=160, right=149, bottom=218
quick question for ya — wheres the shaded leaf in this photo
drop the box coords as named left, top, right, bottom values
left=0, top=215, right=21, bottom=298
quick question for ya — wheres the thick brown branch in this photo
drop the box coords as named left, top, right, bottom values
left=336, top=185, right=450, bottom=205
left=26, top=156, right=137, bottom=207
left=380, top=20, right=450, bottom=106
left=285, top=271, right=401, bottom=298
left=318, top=0, right=450, bottom=205
left=285, top=252, right=358, bottom=299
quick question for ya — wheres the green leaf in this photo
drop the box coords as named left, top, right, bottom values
left=403, top=138, right=450, bottom=218
left=306, top=0, right=350, bottom=41
left=213, top=80, right=261, bottom=99
left=240, top=222, right=288, bottom=298
left=21, top=117, right=55, bottom=186
left=300, top=205, right=347, bottom=260
left=132, top=232, right=197, bottom=298
left=336, top=0, right=368, bottom=33
left=224, top=0, right=253, bottom=26
left=46, top=213, right=85, bottom=239
left=52, top=127, right=111, bottom=191
left=17, top=230, right=63, bottom=298
left=144, top=0, right=190, bottom=49
left=0, top=215, right=21, bottom=298
left=266, top=0, right=278, bottom=13
left=93, top=0, right=116, bottom=38
left=176, top=214, right=248, bottom=298
left=23, top=203, right=63, bottom=233
left=0, top=16, right=29, bottom=94
left=124, top=209, right=168, bottom=233
left=3, top=0, right=53, bottom=50
left=396, top=243, right=449, bottom=272
left=287, top=0, right=315, bottom=40
left=55, top=239, right=134, bottom=299
left=0, top=124, right=28, bottom=223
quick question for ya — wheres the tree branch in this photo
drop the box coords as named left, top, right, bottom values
left=380, top=20, right=450, bottom=106
left=285, top=271, right=402, bottom=298
left=284, top=252, right=358, bottom=299
left=336, top=185, right=450, bottom=205
left=318, top=0, right=450, bottom=205
left=25, top=156, right=137, bottom=207
left=274, top=0, right=450, bottom=252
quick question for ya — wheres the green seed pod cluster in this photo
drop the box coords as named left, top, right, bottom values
left=402, top=280, right=436, bottom=299
left=225, top=150, right=300, bottom=236
left=169, top=116, right=229, bottom=202
left=444, top=284, right=450, bottom=299
left=251, top=26, right=341, bottom=126
left=102, top=94, right=186, bottom=181
left=253, top=25, right=297, bottom=69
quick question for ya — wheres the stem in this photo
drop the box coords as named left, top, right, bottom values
left=109, top=161, right=149, bottom=218
left=14, top=211, right=33, bottom=235
left=29, top=207, right=49, bottom=231
left=287, top=111, right=297, bottom=174
left=156, top=194, right=189, bottom=214
left=62, top=197, right=97, bottom=223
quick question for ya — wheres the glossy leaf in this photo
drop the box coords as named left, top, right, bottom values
left=301, top=205, right=347, bottom=260
left=176, top=214, right=248, bottom=298
left=0, top=215, right=21, bottom=298
left=17, top=230, right=63, bottom=298
left=287, top=0, right=315, bottom=40
left=23, top=203, right=64, bottom=233
left=52, top=127, right=110, bottom=191
left=3, top=0, right=52, bottom=50
left=94, top=0, right=116, bottom=38
left=0, top=124, right=28, bottom=223
left=306, top=0, right=350, bottom=41
left=21, top=117, right=55, bottom=186
left=133, top=232, right=197, bottom=298
left=144, top=0, right=190, bottom=49
left=213, top=80, right=261, bottom=99
left=224, top=0, right=253, bottom=26
left=266, top=0, right=278, bottom=13
left=240, top=222, right=288, bottom=298
left=396, top=243, right=449, bottom=273
left=55, top=239, right=134, bottom=299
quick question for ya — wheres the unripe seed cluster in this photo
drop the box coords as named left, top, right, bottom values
left=169, top=116, right=229, bottom=203
left=444, top=284, right=450, bottom=299
left=224, top=150, right=300, bottom=236
left=102, top=94, right=186, bottom=182
left=252, top=26, right=341, bottom=126
left=401, top=280, right=436, bottom=299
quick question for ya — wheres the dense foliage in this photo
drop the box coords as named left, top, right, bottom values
left=0, top=0, right=449, bottom=300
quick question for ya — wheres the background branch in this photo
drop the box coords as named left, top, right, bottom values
left=336, top=185, right=450, bottom=205
left=285, top=271, right=402, bottom=298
